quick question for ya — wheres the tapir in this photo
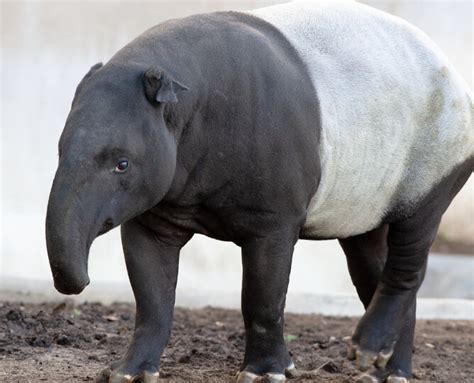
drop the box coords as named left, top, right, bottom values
left=45, top=1, right=473, bottom=382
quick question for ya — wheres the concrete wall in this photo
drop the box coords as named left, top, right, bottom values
left=1, top=1, right=472, bottom=303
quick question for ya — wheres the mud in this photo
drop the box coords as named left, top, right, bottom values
left=0, top=301, right=472, bottom=382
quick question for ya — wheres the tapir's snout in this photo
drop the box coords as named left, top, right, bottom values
left=52, top=268, right=90, bottom=295
left=46, top=232, right=91, bottom=295
left=45, top=166, right=95, bottom=296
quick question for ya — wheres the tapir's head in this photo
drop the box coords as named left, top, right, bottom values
left=46, top=62, right=188, bottom=294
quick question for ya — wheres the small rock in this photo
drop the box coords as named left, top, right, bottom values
left=425, top=343, right=435, bottom=349
left=210, top=344, right=229, bottom=354
left=421, top=361, right=436, bottom=369
left=56, top=335, right=71, bottom=346
left=28, top=336, right=52, bottom=348
left=52, top=302, right=67, bottom=316
left=178, top=354, right=191, bottom=363
left=321, top=361, right=340, bottom=374
left=94, top=333, right=106, bottom=341
left=6, top=310, right=23, bottom=322
left=116, top=326, right=129, bottom=335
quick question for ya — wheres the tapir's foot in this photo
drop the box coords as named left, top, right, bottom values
left=347, top=341, right=394, bottom=372
left=235, top=362, right=295, bottom=383
left=355, top=367, right=409, bottom=383
left=236, top=362, right=330, bottom=382
left=96, top=361, right=160, bottom=383
left=236, top=370, right=286, bottom=383
left=347, top=307, right=405, bottom=374
left=348, top=343, right=411, bottom=383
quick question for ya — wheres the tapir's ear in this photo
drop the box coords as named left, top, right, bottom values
left=144, top=67, right=189, bottom=104
left=73, top=62, right=103, bottom=102
left=86, top=62, right=103, bottom=77
left=79, top=62, right=103, bottom=85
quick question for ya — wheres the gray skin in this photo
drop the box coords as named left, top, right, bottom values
left=45, top=12, right=472, bottom=383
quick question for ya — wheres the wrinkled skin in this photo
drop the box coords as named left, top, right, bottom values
left=45, top=11, right=472, bottom=383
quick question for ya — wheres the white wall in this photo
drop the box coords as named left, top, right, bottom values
left=1, top=1, right=472, bottom=303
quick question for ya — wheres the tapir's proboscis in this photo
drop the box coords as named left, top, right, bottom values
left=45, top=2, right=473, bottom=382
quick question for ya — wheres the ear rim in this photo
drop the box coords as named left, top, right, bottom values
left=72, top=62, right=104, bottom=104
left=83, top=62, right=103, bottom=82
left=144, top=67, right=189, bottom=105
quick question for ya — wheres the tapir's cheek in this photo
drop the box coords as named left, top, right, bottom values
left=119, top=179, right=131, bottom=191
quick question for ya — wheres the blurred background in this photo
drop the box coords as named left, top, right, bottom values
left=1, top=1, right=473, bottom=315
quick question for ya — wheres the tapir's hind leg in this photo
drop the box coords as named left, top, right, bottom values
left=339, top=225, right=415, bottom=383
left=343, top=160, right=472, bottom=383
left=339, top=225, right=388, bottom=308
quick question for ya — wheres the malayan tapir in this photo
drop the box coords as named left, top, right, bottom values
left=45, top=1, right=473, bottom=382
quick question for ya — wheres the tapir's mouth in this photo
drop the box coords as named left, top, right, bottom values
left=50, top=218, right=113, bottom=296
left=50, top=244, right=91, bottom=296
left=54, top=275, right=90, bottom=295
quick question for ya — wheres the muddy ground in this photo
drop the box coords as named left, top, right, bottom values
left=0, top=301, right=472, bottom=382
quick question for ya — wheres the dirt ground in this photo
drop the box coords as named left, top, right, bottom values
left=0, top=301, right=472, bottom=382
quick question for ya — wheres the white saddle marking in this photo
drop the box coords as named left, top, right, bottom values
left=250, top=1, right=473, bottom=238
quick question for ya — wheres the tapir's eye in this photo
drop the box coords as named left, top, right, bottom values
left=114, top=159, right=129, bottom=173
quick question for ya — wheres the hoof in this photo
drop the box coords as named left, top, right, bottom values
left=97, top=368, right=160, bottom=383
left=375, top=349, right=393, bottom=370
left=356, top=373, right=380, bottom=383
left=109, top=372, right=135, bottom=383
left=356, top=349, right=378, bottom=371
left=347, top=343, right=357, bottom=360
left=284, top=363, right=298, bottom=378
left=236, top=371, right=259, bottom=383
left=349, top=343, right=394, bottom=372
left=355, top=367, right=410, bottom=383
left=139, top=371, right=160, bottom=383
left=263, top=373, right=286, bottom=383
left=236, top=371, right=286, bottom=383
left=386, top=376, right=409, bottom=383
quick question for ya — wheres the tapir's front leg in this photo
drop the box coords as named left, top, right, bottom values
left=237, top=229, right=297, bottom=383
left=97, top=217, right=191, bottom=383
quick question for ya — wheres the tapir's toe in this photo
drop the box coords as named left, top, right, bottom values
left=386, top=375, right=409, bottom=383
left=236, top=363, right=334, bottom=382
left=108, top=371, right=135, bottom=383
left=95, top=368, right=111, bottom=383
left=347, top=340, right=394, bottom=372
left=96, top=367, right=160, bottom=383
left=236, top=371, right=286, bottom=383
left=356, top=372, right=380, bottom=383
left=355, top=349, right=378, bottom=371
left=354, top=366, right=410, bottom=383
left=356, top=348, right=393, bottom=371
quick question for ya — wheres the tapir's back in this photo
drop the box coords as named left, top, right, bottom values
left=249, top=0, right=473, bottom=239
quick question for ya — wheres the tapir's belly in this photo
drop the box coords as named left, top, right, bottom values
left=251, top=1, right=473, bottom=238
